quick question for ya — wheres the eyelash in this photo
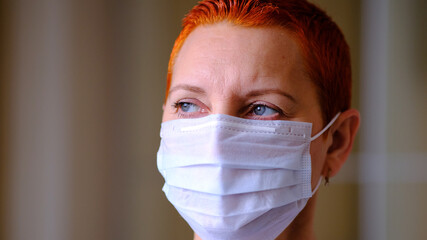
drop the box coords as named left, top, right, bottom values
left=172, top=101, right=181, bottom=110
left=247, top=103, right=283, bottom=119
left=172, top=100, right=206, bottom=118
left=172, top=102, right=184, bottom=118
left=172, top=100, right=287, bottom=119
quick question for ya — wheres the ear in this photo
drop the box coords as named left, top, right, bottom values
left=321, top=109, right=360, bottom=178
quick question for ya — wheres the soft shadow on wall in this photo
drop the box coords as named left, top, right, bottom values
left=2, top=0, right=197, bottom=240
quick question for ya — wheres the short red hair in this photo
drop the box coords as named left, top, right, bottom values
left=166, top=0, right=351, bottom=122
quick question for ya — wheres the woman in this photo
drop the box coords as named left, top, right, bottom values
left=157, top=0, right=360, bottom=239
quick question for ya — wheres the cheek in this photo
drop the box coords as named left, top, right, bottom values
left=162, top=111, right=177, bottom=122
left=309, top=140, right=328, bottom=189
left=162, top=104, right=177, bottom=122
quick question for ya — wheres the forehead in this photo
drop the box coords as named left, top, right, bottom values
left=178, top=23, right=300, bottom=60
left=172, top=22, right=308, bottom=86
left=170, top=22, right=317, bottom=108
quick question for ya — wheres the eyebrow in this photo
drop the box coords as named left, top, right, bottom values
left=168, top=84, right=206, bottom=95
left=168, top=84, right=296, bottom=103
left=246, top=88, right=297, bottom=103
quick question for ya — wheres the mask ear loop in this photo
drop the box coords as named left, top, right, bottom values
left=312, top=177, right=323, bottom=194
left=310, top=113, right=341, bottom=141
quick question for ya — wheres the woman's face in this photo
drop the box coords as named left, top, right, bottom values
left=163, top=22, right=329, bottom=189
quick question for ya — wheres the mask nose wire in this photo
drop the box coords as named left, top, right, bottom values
left=310, top=113, right=341, bottom=141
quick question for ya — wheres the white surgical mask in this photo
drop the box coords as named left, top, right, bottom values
left=157, top=113, right=340, bottom=240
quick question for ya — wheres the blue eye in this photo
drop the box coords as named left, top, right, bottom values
left=252, top=105, right=278, bottom=116
left=179, top=102, right=200, bottom=112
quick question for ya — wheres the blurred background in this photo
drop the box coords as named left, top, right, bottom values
left=0, top=0, right=426, bottom=240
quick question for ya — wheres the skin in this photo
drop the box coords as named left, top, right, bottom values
left=162, top=22, right=360, bottom=240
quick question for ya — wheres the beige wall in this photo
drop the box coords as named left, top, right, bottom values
left=386, top=1, right=427, bottom=240
left=2, top=1, right=426, bottom=240
left=0, top=0, right=11, bottom=239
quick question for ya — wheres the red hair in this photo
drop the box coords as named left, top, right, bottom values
left=166, top=0, right=351, bottom=122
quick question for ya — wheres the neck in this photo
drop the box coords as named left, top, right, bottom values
left=194, top=194, right=318, bottom=240
left=276, top=193, right=318, bottom=240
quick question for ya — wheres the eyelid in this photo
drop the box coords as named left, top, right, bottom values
left=249, top=102, right=280, bottom=113
left=173, top=98, right=209, bottom=118
left=245, top=101, right=288, bottom=120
